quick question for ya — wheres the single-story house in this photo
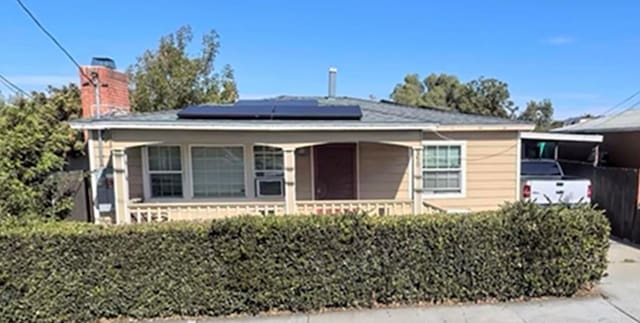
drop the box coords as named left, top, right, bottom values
left=70, top=95, right=533, bottom=224
left=71, top=61, right=535, bottom=224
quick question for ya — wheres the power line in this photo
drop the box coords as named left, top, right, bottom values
left=15, top=0, right=95, bottom=86
left=0, top=73, right=31, bottom=97
left=599, top=88, right=640, bottom=116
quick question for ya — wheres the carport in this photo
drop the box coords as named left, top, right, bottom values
left=520, top=132, right=603, bottom=165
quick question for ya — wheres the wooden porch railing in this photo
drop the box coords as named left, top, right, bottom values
left=296, top=199, right=414, bottom=216
left=128, top=201, right=286, bottom=223
left=128, top=199, right=434, bottom=223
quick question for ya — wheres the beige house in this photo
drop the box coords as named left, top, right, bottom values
left=70, top=96, right=533, bottom=224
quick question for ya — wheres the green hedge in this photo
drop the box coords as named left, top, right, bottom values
left=0, top=202, right=609, bottom=322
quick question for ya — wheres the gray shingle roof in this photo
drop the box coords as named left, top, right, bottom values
left=70, top=96, right=530, bottom=129
left=554, top=108, right=640, bottom=133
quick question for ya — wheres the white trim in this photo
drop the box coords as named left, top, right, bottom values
left=87, top=133, right=101, bottom=223
left=251, top=144, right=286, bottom=198
left=520, top=131, right=603, bottom=143
left=407, top=147, right=413, bottom=199
left=188, top=144, right=247, bottom=199
left=310, top=146, right=315, bottom=200
left=142, top=145, right=184, bottom=199
left=70, top=122, right=439, bottom=131
left=516, top=132, right=522, bottom=201
left=421, top=140, right=467, bottom=199
left=112, top=153, right=121, bottom=225
left=355, top=142, right=360, bottom=199
left=122, top=152, right=130, bottom=223
left=245, top=144, right=255, bottom=199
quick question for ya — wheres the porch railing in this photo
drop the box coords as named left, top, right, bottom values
left=128, top=201, right=286, bottom=223
left=128, top=199, right=426, bottom=223
left=296, top=199, right=414, bottom=216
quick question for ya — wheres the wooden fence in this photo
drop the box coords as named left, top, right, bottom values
left=560, top=160, right=640, bottom=244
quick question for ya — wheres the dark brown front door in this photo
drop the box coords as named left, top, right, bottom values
left=314, top=143, right=357, bottom=200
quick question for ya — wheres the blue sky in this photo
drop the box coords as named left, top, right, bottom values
left=1, top=0, right=639, bottom=119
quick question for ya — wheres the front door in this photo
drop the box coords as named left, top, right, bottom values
left=314, top=143, right=357, bottom=200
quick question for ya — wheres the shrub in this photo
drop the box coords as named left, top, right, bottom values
left=0, top=202, right=609, bottom=322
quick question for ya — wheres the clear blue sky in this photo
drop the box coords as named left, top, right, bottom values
left=1, top=0, right=639, bottom=119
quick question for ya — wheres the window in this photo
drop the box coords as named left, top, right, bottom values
left=254, top=146, right=284, bottom=177
left=253, top=146, right=284, bottom=196
left=191, top=146, right=245, bottom=198
left=147, top=146, right=183, bottom=198
left=423, top=143, right=464, bottom=196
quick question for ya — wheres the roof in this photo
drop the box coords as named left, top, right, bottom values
left=69, top=96, right=533, bottom=131
left=520, top=132, right=602, bottom=143
left=554, top=108, right=640, bottom=133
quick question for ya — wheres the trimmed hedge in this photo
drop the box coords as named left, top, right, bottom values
left=0, top=202, right=609, bottom=322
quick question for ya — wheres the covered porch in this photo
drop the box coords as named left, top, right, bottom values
left=101, top=129, right=429, bottom=224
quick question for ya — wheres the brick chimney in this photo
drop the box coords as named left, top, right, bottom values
left=79, top=57, right=130, bottom=118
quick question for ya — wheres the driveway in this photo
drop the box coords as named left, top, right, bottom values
left=149, top=240, right=640, bottom=323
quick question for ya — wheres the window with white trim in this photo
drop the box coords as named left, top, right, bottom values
left=423, top=144, right=463, bottom=195
left=254, top=146, right=284, bottom=177
left=191, top=146, right=245, bottom=198
left=253, top=145, right=284, bottom=196
left=147, top=146, right=183, bottom=198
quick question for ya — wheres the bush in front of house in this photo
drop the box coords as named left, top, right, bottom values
left=0, top=202, right=609, bottom=322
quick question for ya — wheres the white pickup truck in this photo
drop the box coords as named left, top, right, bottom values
left=520, top=159, right=591, bottom=205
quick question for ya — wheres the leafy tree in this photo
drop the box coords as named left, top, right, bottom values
left=518, top=99, right=554, bottom=130
left=0, top=84, right=83, bottom=219
left=390, top=73, right=515, bottom=117
left=128, top=25, right=239, bottom=112
left=461, top=77, right=514, bottom=118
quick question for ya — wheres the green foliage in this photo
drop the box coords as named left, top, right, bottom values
left=0, top=84, right=83, bottom=220
left=390, top=73, right=516, bottom=117
left=128, top=25, right=239, bottom=112
left=518, top=99, right=555, bottom=131
left=0, top=203, right=609, bottom=322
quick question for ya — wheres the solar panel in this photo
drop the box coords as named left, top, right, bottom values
left=235, top=99, right=318, bottom=107
left=177, top=100, right=362, bottom=120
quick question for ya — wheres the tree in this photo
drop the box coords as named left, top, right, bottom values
left=518, top=99, right=554, bottom=131
left=390, top=73, right=515, bottom=117
left=0, top=84, right=83, bottom=219
left=461, top=77, right=514, bottom=118
left=128, top=25, right=239, bottom=112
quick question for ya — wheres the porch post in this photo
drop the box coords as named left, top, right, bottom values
left=283, top=148, right=297, bottom=214
left=412, top=146, right=424, bottom=214
left=112, top=149, right=130, bottom=224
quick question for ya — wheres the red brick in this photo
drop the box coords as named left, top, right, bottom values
left=79, top=66, right=130, bottom=118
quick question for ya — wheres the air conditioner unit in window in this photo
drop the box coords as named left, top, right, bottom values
left=256, top=177, right=284, bottom=197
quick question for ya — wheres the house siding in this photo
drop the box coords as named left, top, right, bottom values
left=88, top=129, right=520, bottom=214
left=422, top=131, right=519, bottom=211
left=358, top=142, right=410, bottom=199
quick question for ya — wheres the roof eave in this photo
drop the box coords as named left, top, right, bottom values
left=435, top=124, right=535, bottom=131
left=69, top=121, right=438, bottom=132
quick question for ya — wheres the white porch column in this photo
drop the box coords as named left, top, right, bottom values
left=412, top=146, right=424, bottom=214
left=283, top=148, right=297, bottom=214
left=112, top=149, right=130, bottom=224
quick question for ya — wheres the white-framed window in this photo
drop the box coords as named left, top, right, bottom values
left=254, top=145, right=284, bottom=177
left=191, top=146, right=245, bottom=198
left=253, top=145, right=284, bottom=197
left=422, top=141, right=466, bottom=198
left=146, top=146, right=183, bottom=198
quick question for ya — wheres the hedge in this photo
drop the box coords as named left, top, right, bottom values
left=0, top=202, right=609, bottom=322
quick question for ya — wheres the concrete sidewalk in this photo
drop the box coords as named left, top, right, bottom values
left=151, top=240, right=640, bottom=323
